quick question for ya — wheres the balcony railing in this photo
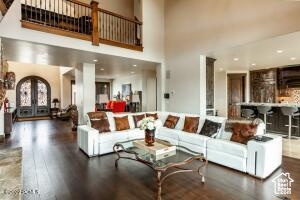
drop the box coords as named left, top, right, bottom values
left=20, top=0, right=143, bottom=51
left=0, top=0, right=14, bottom=16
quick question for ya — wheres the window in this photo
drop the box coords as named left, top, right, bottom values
left=20, top=79, right=31, bottom=107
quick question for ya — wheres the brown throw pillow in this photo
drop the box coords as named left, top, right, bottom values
left=91, top=119, right=111, bottom=133
left=88, top=112, right=107, bottom=120
left=114, top=116, right=130, bottom=131
left=146, top=113, right=158, bottom=120
left=230, top=123, right=257, bottom=144
left=133, top=114, right=145, bottom=128
left=164, top=115, right=180, bottom=129
left=182, top=117, right=199, bottom=133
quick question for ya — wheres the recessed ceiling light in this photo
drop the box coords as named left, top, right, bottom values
left=276, top=50, right=283, bottom=54
left=130, top=71, right=135, bottom=74
left=133, top=64, right=137, bottom=67
left=93, top=59, right=98, bottom=62
left=251, top=63, right=256, bottom=66
left=233, top=58, right=239, bottom=61
left=100, top=68, right=104, bottom=71
left=291, top=57, right=296, bottom=60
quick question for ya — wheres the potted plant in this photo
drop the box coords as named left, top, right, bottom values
left=139, top=117, right=157, bottom=146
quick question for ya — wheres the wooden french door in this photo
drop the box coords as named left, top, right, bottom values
left=227, top=74, right=246, bottom=119
left=16, top=76, right=51, bottom=118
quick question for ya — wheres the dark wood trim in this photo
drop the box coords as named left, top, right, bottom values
left=0, top=0, right=7, bottom=16
left=90, top=1, right=99, bottom=46
left=21, top=21, right=92, bottom=41
left=0, top=135, right=4, bottom=143
left=67, top=0, right=91, bottom=8
left=98, top=8, right=142, bottom=25
left=99, top=38, right=143, bottom=51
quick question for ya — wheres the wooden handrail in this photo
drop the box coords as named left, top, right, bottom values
left=66, top=0, right=91, bottom=8
left=98, top=8, right=142, bottom=25
left=0, top=0, right=8, bottom=16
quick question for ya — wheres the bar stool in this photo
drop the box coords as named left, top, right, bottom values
left=241, top=109, right=255, bottom=119
left=257, top=106, right=273, bottom=134
left=281, top=107, right=300, bottom=140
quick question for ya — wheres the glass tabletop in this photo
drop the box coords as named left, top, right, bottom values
left=115, top=139, right=203, bottom=170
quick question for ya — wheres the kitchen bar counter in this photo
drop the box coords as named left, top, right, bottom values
left=239, top=103, right=300, bottom=137
left=237, top=102, right=300, bottom=107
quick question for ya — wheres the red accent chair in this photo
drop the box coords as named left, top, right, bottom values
left=106, top=101, right=126, bottom=113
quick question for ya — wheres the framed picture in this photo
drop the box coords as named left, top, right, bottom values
left=122, top=84, right=132, bottom=98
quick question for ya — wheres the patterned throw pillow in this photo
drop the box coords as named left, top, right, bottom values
left=114, top=116, right=130, bottom=131
left=182, top=116, right=200, bottom=133
left=146, top=113, right=158, bottom=120
left=230, top=123, right=257, bottom=144
left=87, top=112, right=107, bottom=120
left=164, top=115, right=180, bottom=129
left=133, top=114, right=146, bottom=128
left=90, top=119, right=111, bottom=133
left=199, top=119, right=222, bottom=138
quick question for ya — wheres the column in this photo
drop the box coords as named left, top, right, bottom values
left=75, top=63, right=95, bottom=124
left=156, top=62, right=166, bottom=111
left=199, top=55, right=206, bottom=117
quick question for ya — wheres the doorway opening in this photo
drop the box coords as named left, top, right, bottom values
left=16, top=76, right=51, bottom=118
left=227, top=73, right=246, bottom=118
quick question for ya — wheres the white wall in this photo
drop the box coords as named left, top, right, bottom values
left=165, top=0, right=300, bottom=115
left=6, top=61, right=61, bottom=108
left=60, top=74, right=73, bottom=108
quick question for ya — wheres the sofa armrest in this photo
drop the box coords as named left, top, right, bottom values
left=77, top=125, right=99, bottom=157
left=247, top=134, right=282, bottom=179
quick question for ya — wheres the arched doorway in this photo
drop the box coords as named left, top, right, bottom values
left=16, top=76, right=51, bottom=118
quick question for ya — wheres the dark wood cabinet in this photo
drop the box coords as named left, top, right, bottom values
left=250, top=69, right=277, bottom=103
left=206, top=57, right=216, bottom=109
left=4, top=108, right=17, bottom=135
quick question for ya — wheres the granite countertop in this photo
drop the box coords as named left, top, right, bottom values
left=236, top=102, right=300, bottom=107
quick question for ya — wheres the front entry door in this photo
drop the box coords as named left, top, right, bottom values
left=17, top=76, right=51, bottom=118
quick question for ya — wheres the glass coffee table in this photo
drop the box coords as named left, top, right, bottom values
left=113, top=139, right=207, bottom=200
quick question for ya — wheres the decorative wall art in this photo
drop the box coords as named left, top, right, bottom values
left=0, top=43, right=8, bottom=109
left=5, top=71, right=16, bottom=90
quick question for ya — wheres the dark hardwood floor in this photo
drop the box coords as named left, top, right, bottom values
left=0, top=119, right=299, bottom=200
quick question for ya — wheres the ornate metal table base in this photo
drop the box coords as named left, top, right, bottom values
left=113, top=143, right=207, bottom=200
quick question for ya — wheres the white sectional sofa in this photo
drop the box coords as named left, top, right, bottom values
left=77, top=111, right=282, bottom=179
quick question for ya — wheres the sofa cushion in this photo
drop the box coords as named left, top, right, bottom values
left=182, top=116, right=199, bottom=133
left=114, top=116, right=130, bottom=131
left=157, top=127, right=180, bottom=140
left=98, top=130, right=129, bottom=143
left=199, top=119, right=222, bottom=138
left=230, top=123, right=257, bottom=144
left=207, top=139, right=247, bottom=158
left=133, top=114, right=146, bottom=128
left=90, top=118, right=111, bottom=133
left=146, top=113, right=158, bottom=120
left=164, top=115, right=180, bottom=129
left=177, top=131, right=210, bottom=148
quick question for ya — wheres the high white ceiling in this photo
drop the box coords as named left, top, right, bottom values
left=208, top=31, right=300, bottom=71
left=1, top=38, right=157, bottom=79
